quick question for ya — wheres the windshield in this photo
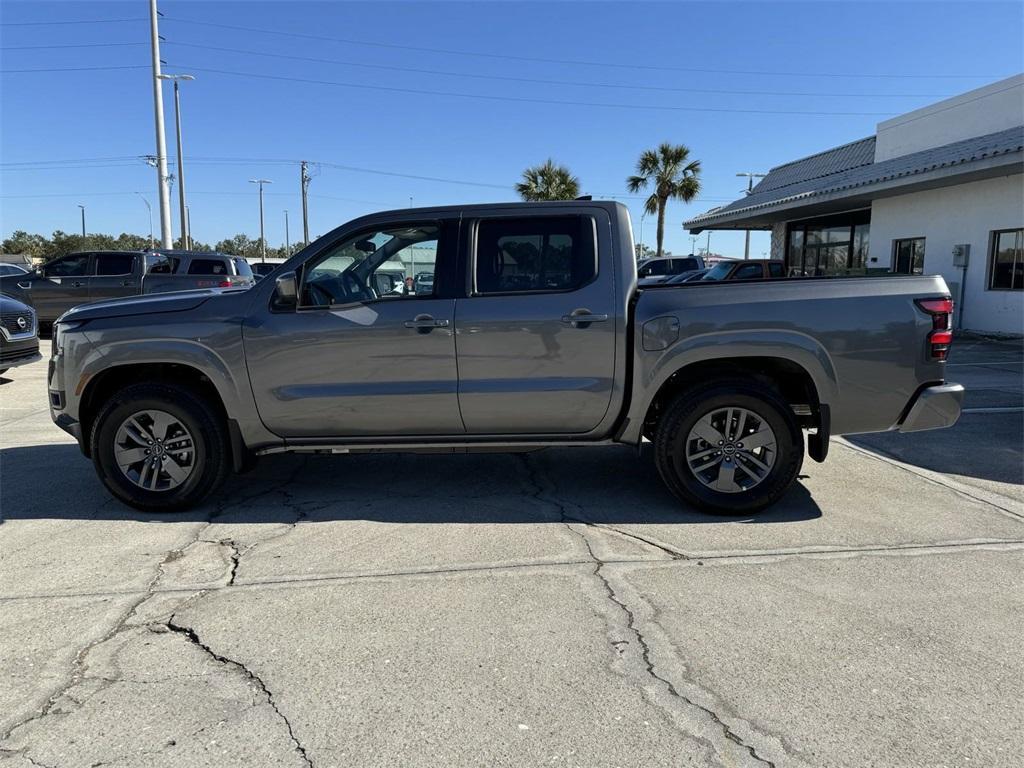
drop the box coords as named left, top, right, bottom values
left=700, top=262, right=734, bottom=281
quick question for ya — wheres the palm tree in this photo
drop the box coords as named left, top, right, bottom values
left=515, top=159, right=580, bottom=201
left=626, top=143, right=701, bottom=258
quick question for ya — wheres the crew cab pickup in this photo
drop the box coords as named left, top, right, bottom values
left=1, top=249, right=255, bottom=323
left=47, top=202, right=963, bottom=514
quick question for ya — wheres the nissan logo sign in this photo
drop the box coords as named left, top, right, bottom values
left=16, top=316, right=27, bottom=330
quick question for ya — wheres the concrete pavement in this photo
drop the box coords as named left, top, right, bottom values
left=1, top=340, right=1021, bottom=767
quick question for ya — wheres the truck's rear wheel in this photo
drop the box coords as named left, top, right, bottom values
left=91, top=382, right=230, bottom=512
left=654, top=379, right=803, bottom=514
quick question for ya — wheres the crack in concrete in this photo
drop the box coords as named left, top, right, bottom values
left=165, top=615, right=313, bottom=768
left=518, top=453, right=776, bottom=767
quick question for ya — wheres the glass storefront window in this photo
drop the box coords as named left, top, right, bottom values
left=785, top=211, right=870, bottom=277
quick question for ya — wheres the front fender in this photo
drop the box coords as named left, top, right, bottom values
left=620, top=329, right=838, bottom=444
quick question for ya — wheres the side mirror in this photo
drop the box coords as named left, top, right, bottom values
left=275, top=271, right=298, bottom=306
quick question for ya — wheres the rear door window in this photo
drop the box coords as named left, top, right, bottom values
left=145, top=254, right=180, bottom=274
left=474, top=216, right=596, bottom=294
left=94, top=253, right=136, bottom=276
left=769, top=262, right=785, bottom=278
left=187, top=258, right=229, bottom=275
left=733, top=263, right=764, bottom=280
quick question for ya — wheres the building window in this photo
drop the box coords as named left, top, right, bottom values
left=785, top=210, right=870, bottom=276
left=893, top=238, right=925, bottom=275
left=989, top=229, right=1023, bottom=290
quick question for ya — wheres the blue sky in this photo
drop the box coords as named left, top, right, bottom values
left=2, top=1, right=1022, bottom=257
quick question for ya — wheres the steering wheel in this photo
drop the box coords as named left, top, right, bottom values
left=306, top=280, right=336, bottom=307
left=342, top=271, right=376, bottom=302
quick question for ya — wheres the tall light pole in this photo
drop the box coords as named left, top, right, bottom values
left=249, top=179, right=272, bottom=261
left=638, top=209, right=647, bottom=260
left=284, top=210, right=290, bottom=255
left=135, top=193, right=154, bottom=247
left=736, top=172, right=766, bottom=259
left=77, top=204, right=86, bottom=241
left=186, top=205, right=191, bottom=245
left=300, top=160, right=311, bottom=245
left=148, top=0, right=173, bottom=248
left=158, top=73, right=194, bottom=250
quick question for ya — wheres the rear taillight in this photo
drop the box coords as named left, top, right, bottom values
left=915, top=297, right=954, bottom=361
left=217, top=280, right=233, bottom=288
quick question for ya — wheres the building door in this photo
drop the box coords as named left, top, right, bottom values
left=893, top=238, right=926, bottom=274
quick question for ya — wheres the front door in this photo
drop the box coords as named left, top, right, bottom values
left=32, top=253, right=92, bottom=322
left=244, top=220, right=463, bottom=438
left=455, top=212, right=617, bottom=434
left=88, top=252, right=139, bottom=303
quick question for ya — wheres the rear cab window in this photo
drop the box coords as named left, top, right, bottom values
left=474, top=215, right=597, bottom=294
left=187, top=258, right=229, bottom=276
left=145, top=254, right=180, bottom=274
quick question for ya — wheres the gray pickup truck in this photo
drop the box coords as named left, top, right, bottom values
left=1, top=249, right=255, bottom=324
left=47, top=201, right=963, bottom=514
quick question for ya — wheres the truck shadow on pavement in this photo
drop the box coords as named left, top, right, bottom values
left=1, top=443, right=822, bottom=525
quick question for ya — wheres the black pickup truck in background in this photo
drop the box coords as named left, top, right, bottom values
left=0, top=249, right=255, bottom=324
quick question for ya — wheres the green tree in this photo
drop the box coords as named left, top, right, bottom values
left=626, top=143, right=701, bottom=259
left=515, top=159, right=581, bottom=202
left=1, top=230, right=49, bottom=257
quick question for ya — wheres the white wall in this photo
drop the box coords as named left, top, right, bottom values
left=869, top=174, right=1024, bottom=335
left=875, top=75, right=1024, bottom=162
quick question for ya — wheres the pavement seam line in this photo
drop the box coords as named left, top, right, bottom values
left=518, top=453, right=777, bottom=768
left=164, top=615, right=314, bottom=768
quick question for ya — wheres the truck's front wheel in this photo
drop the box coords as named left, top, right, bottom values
left=654, top=380, right=803, bottom=514
left=91, top=383, right=230, bottom=512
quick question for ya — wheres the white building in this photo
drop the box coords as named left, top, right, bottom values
left=684, top=75, right=1024, bottom=336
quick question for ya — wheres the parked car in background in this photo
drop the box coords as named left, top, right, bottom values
left=0, top=263, right=30, bottom=277
left=414, top=271, right=435, bottom=294
left=699, top=259, right=786, bottom=282
left=0, top=250, right=255, bottom=324
left=0, top=294, right=40, bottom=376
left=637, top=255, right=705, bottom=283
left=49, top=201, right=962, bottom=515
left=666, top=268, right=709, bottom=283
left=248, top=258, right=288, bottom=280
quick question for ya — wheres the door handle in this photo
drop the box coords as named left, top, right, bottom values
left=70, top=281, right=84, bottom=288
left=121, top=280, right=136, bottom=287
left=404, top=315, right=449, bottom=333
left=561, top=311, right=609, bottom=327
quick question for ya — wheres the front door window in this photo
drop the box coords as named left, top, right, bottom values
left=300, top=225, right=439, bottom=307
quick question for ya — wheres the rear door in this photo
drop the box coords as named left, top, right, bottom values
left=89, top=252, right=140, bottom=302
left=454, top=210, right=617, bottom=434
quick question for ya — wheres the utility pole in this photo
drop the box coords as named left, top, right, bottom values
left=736, top=172, right=766, bottom=259
left=186, top=205, right=191, bottom=245
left=77, top=204, right=86, bottom=240
left=300, top=161, right=311, bottom=245
left=284, top=210, right=290, bottom=255
left=148, top=0, right=173, bottom=248
left=249, top=179, right=272, bottom=261
left=136, top=193, right=154, bottom=247
left=159, top=73, right=194, bottom=249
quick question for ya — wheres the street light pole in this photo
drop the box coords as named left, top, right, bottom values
left=249, top=179, right=272, bottom=261
left=159, top=73, right=195, bottom=249
left=736, top=172, right=766, bottom=259
left=77, top=204, right=86, bottom=241
left=148, top=0, right=173, bottom=248
left=136, top=193, right=154, bottom=247
left=638, top=210, right=646, bottom=260
left=284, top=210, right=290, bottom=255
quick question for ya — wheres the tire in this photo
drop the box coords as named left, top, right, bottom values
left=90, top=382, right=231, bottom=512
left=654, top=379, right=803, bottom=515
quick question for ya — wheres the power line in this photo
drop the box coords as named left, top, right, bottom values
left=164, top=17, right=1000, bottom=80
left=1, top=65, right=148, bottom=74
left=0, top=42, right=146, bottom=50
left=0, top=18, right=146, bottom=26
left=163, top=42, right=952, bottom=99
left=168, top=64, right=898, bottom=117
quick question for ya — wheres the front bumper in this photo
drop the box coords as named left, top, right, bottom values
left=898, top=383, right=964, bottom=433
